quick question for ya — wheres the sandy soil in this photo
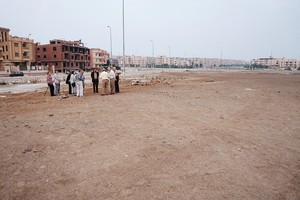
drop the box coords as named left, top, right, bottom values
left=0, top=70, right=299, bottom=200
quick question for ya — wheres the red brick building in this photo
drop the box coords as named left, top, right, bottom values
left=36, top=39, right=90, bottom=72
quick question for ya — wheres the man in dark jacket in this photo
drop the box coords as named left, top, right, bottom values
left=91, top=68, right=99, bottom=93
left=65, top=72, right=72, bottom=94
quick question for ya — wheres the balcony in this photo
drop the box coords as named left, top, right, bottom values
left=23, top=47, right=30, bottom=52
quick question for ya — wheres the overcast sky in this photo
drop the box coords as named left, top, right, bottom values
left=1, top=0, right=300, bottom=60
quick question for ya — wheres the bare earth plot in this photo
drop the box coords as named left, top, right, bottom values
left=0, top=71, right=299, bottom=200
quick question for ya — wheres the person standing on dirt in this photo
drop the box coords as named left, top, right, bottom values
left=46, top=71, right=55, bottom=96
left=108, top=67, right=116, bottom=94
left=76, top=70, right=85, bottom=97
left=70, top=71, right=76, bottom=95
left=113, top=66, right=121, bottom=93
left=91, top=68, right=99, bottom=93
left=100, top=68, right=109, bottom=96
left=53, top=70, right=61, bottom=95
left=65, top=71, right=72, bottom=94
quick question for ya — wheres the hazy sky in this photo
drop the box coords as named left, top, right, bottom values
left=1, top=0, right=300, bottom=60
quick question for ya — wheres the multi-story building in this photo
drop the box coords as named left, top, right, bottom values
left=90, top=48, right=109, bottom=68
left=0, top=27, right=10, bottom=71
left=8, top=36, right=35, bottom=70
left=36, top=39, right=90, bottom=72
left=251, top=57, right=300, bottom=70
left=0, top=27, right=35, bottom=72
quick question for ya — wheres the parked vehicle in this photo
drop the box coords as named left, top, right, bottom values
left=9, top=71, right=24, bottom=77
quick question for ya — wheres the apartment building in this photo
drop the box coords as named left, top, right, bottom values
left=90, top=48, right=109, bottom=68
left=0, top=27, right=35, bottom=72
left=251, top=57, right=300, bottom=69
left=36, top=39, right=90, bottom=72
left=0, top=27, right=9, bottom=71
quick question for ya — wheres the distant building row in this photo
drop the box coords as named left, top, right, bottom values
left=115, top=55, right=248, bottom=68
left=0, top=27, right=109, bottom=73
left=251, top=57, right=300, bottom=70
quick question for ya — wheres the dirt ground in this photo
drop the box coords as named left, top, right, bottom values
left=0, top=70, right=299, bottom=200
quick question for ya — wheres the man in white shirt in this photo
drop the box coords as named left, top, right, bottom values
left=53, top=70, right=61, bottom=95
left=76, top=70, right=85, bottom=97
left=108, top=67, right=116, bottom=94
left=99, top=68, right=109, bottom=95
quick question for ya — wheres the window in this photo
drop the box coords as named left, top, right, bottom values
left=37, top=48, right=40, bottom=51
left=14, top=43, right=19, bottom=47
left=6, top=46, right=8, bottom=51
left=15, top=52, right=19, bottom=57
left=37, top=55, right=40, bottom=58
left=55, top=63, right=58, bottom=66
left=53, top=47, right=56, bottom=51
left=44, top=55, right=46, bottom=58
left=43, top=48, right=46, bottom=51
left=54, top=55, right=57, bottom=58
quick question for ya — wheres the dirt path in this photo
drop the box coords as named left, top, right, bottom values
left=0, top=71, right=299, bottom=199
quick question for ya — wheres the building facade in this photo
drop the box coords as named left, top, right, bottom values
left=0, top=27, right=35, bottom=72
left=36, top=39, right=90, bottom=72
left=251, top=57, right=300, bottom=70
left=0, top=27, right=10, bottom=71
left=8, top=35, right=35, bottom=70
left=90, top=48, right=109, bottom=68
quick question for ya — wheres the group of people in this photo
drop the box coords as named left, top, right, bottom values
left=46, top=70, right=62, bottom=96
left=46, top=67, right=121, bottom=97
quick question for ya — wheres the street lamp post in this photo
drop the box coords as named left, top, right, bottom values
left=122, top=0, right=126, bottom=76
left=184, top=50, right=187, bottom=68
left=107, top=26, right=112, bottom=67
left=27, top=34, right=32, bottom=70
left=220, top=50, right=223, bottom=67
left=150, top=40, right=154, bottom=69
left=84, top=43, right=87, bottom=72
left=168, top=45, right=171, bottom=71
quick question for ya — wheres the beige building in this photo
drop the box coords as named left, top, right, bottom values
left=90, top=48, right=109, bottom=68
left=0, top=27, right=10, bottom=71
left=251, top=57, right=300, bottom=70
left=0, top=27, right=35, bottom=72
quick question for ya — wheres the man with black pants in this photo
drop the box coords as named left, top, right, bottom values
left=66, top=72, right=72, bottom=94
left=46, top=71, right=55, bottom=96
left=113, top=67, right=120, bottom=93
left=91, top=68, right=99, bottom=93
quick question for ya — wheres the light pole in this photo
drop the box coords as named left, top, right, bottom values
left=168, top=45, right=171, bottom=71
left=107, top=26, right=113, bottom=67
left=184, top=50, right=187, bottom=68
left=27, top=34, right=32, bottom=70
left=220, top=50, right=222, bottom=67
left=150, top=40, right=154, bottom=69
left=122, top=0, right=126, bottom=76
left=84, top=43, right=88, bottom=72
